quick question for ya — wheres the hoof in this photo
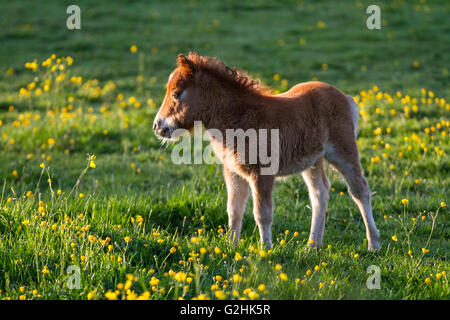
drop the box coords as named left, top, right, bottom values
left=368, top=241, right=380, bottom=251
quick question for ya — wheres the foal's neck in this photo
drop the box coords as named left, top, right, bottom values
left=202, top=87, right=265, bottom=131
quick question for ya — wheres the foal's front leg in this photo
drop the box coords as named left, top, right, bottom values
left=301, top=158, right=330, bottom=248
left=224, top=167, right=249, bottom=247
left=249, top=174, right=275, bottom=249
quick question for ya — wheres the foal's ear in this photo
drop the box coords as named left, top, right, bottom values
left=177, top=54, right=195, bottom=75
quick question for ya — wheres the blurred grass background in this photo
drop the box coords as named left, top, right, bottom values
left=1, top=0, right=448, bottom=96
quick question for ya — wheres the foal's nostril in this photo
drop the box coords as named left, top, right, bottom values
left=161, top=127, right=169, bottom=137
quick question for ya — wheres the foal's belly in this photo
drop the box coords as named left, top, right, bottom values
left=210, top=137, right=325, bottom=177
left=276, top=151, right=324, bottom=177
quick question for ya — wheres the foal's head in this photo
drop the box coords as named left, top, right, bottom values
left=153, top=53, right=205, bottom=140
left=153, top=52, right=268, bottom=140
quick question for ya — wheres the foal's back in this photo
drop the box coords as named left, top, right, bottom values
left=260, top=81, right=357, bottom=169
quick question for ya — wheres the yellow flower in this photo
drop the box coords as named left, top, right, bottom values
left=258, top=284, right=267, bottom=292
left=279, top=273, right=288, bottom=281
left=124, top=236, right=131, bottom=243
left=424, top=277, right=431, bottom=284
left=211, top=284, right=219, bottom=291
left=319, top=282, right=325, bottom=289
left=87, top=291, right=95, bottom=300
left=248, top=291, right=259, bottom=300
left=234, top=252, right=242, bottom=261
left=130, top=45, right=138, bottom=53
left=214, top=290, right=226, bottom=300
left=232, top=274, right=242, bottom=283
left=169, top=247, right=176, bottom=254
left=41, top=266, right=49, bottom=274
left=105, top=291, right=118, bottom=300
left=422, top=248, right=429, bottom=254
left=441, top=202, right=446, bottom=208
left=79, top=193, right=85, bottom=198
left=174, top=271, right=187, bottom=282
left=401, top=199, right=409, bottom=205
left=19, top=286, right=25, bottom=293
left=89, top=160, right=96, bottom=168
left=40, top=163, right=45, bottom=168
left=149, top=277, right=159, bottom=286
left=306, top=269, right=312, bottom=276
left=314, top=265, right=320, bottom=271
left=316, top=21, right=327, bottom=29
left=391, top=235, right=398, bottom=242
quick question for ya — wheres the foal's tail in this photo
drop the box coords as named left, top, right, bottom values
left=346, top=95, right=358, bottom=138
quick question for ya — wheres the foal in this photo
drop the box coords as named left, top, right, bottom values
left=153, top=52, right=380, bottom=251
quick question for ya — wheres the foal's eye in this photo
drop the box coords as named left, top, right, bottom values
left=172, top=90, right=182, bottom=100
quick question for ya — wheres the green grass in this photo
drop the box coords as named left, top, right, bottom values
left=0, top=0, right=448, bottom=300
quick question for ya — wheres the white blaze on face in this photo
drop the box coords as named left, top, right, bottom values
left=154, top=72, right=174, bottom=129
left=153, top=73, right=188, bottom=141
left=168, top=71, right=174, bottom=82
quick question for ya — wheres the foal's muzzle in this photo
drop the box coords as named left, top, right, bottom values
left=153, top=117, right=174, bottom=139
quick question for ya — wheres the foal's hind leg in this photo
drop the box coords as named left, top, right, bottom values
left=302, top=158, right=330, bottom=248
left=224, top=166, right=250, bottom=247
left=325, top=143, right=380, bottom=251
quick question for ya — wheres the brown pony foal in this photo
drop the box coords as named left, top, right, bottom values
left=153, top=52, right=380, bottom=251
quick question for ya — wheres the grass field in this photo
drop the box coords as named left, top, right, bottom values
left=0, top=0, right=448, bottom=300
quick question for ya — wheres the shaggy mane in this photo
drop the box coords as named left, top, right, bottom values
left=188, top=52, right=271, bottom=95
